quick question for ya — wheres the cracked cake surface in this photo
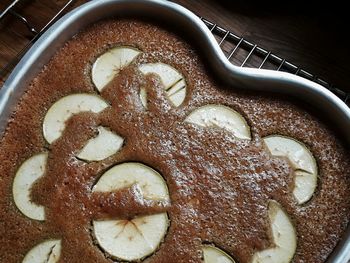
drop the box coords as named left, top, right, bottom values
left=0, top=19, right=349, bottom=263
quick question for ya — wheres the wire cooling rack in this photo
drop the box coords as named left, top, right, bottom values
left=0, top=0, right=76, bottom=83
left=200, top=18, right=350, bottom=106
left=0, top=0, right=349, bottom=106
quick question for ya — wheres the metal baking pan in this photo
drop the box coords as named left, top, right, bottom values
left=0, top=0, right=349, bottom=262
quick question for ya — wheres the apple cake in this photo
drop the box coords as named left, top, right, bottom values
left=0, top=19, right=349, bottom=263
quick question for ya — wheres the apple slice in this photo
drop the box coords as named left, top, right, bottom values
left=184, top=105, right=251, bottom=140
left=22, top=239, right=61, bottom=263
left=92, top=46, right=141, bottom=91
left=251, top=200, right=297, bottom=263
left=139, top=63, right=186, bottom=107
left=76, top=126, right=123, bottom=161
left=93, top=213, right=169, bottom=262
left=263, top=135, right=317, bottom=204
left=92, top=162, right=170, bottom=261
left=140, top=87, right=148, bottom=109
left=43, top=94, right=108, bottom=144
left=12, top=153, right=48, bottom=221
left=202, top=245, right=236, bottom=263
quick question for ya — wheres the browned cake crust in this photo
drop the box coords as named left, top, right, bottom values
left=0, top=19, right=349, bottom=263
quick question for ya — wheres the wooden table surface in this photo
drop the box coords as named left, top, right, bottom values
left=174, top=0, right=350, bottom=93
left=0, top=0, right=349, bottom=94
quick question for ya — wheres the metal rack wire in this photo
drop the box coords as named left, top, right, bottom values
left=0, top=0, right=76, bottom=82
left=200, top=18, right=350, bottom=105
left=0, top=0, right=349, bottom=106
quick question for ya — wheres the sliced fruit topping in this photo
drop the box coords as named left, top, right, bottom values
left=251, top=200, right=297, bottom=263
left=22, top=239, right=61, bottom=263
left=139, top=63, right=186, bottom=107
left=93, top=213, right=169, bottom=262
left=43, top=94, right=108, bottom=144
left=12, top=153, right=48, bottom=221
left=92, top=46, right=141, bottom=91
left=202, top=245, right=236, bottom=263
left=263, top=135, right=317, bottom=204
left=77, top=126, right=123, bottom=161
left=184, top=105, right=251, bottom=140
left=92, top=162, right=170, bottom=261
left=93, top=163, right=170, bottom=201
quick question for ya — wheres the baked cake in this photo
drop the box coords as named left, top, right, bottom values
left=0, top=19, right=349, bottom=263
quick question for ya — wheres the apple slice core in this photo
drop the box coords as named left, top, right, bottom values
left=92, top=46, right=141, bottom=91
left=92, top=162, right=170, bottom=261
left=93, top=213, right=169, bottom=261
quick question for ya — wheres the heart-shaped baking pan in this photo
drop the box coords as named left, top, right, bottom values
left=1, top=0, right=349, bottom=262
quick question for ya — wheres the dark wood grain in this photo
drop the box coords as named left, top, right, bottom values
left=0, top=0, right=84, bottom=84
left=1, top=0, right=349, bottom=93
